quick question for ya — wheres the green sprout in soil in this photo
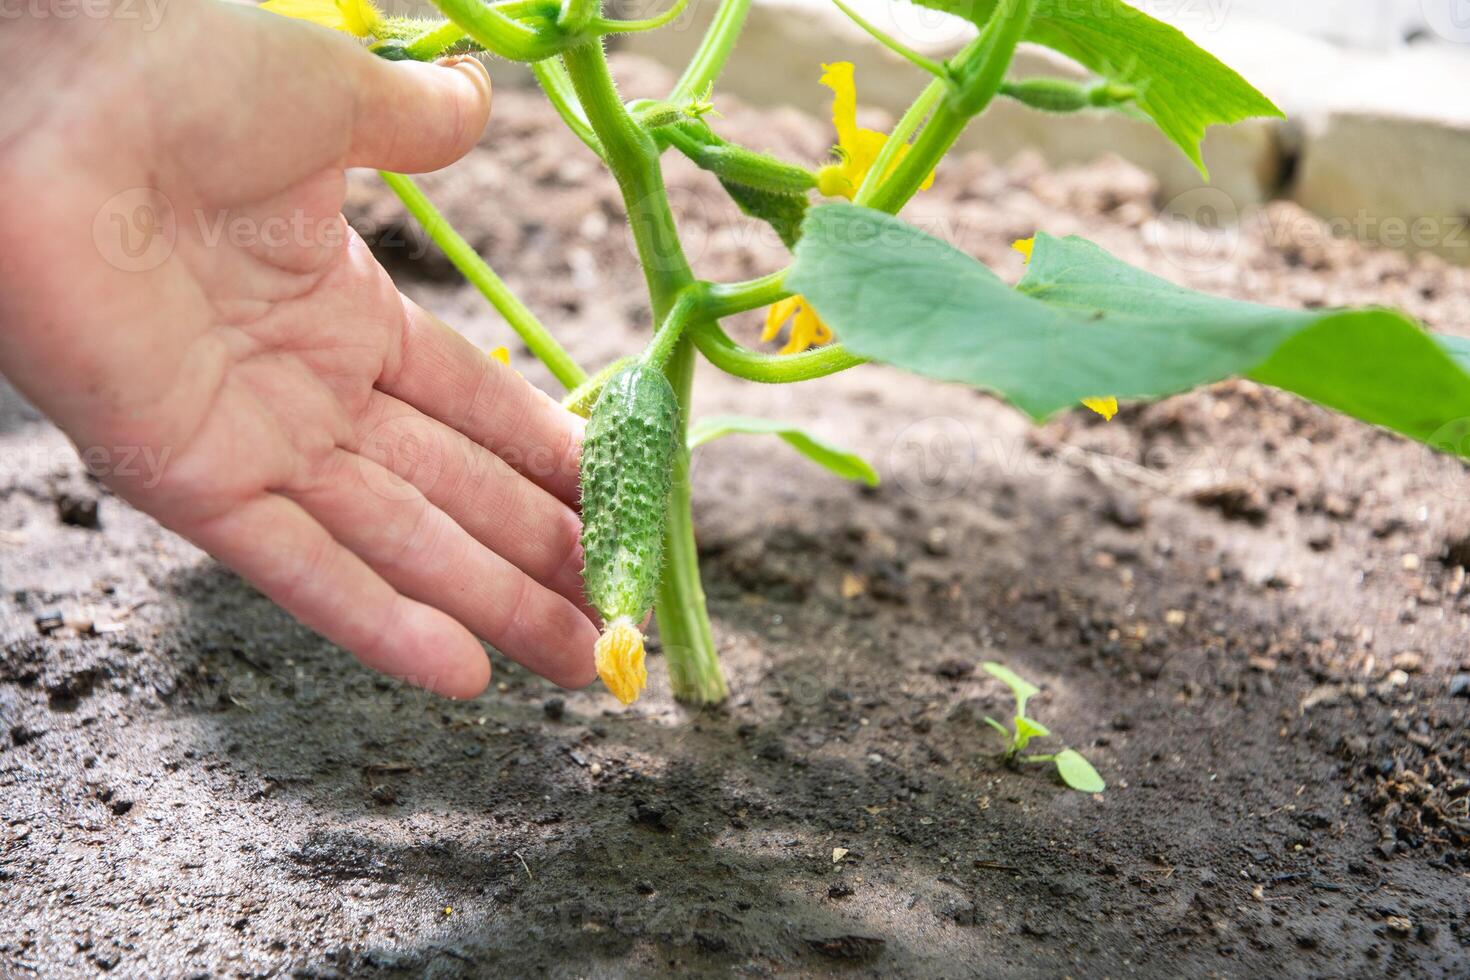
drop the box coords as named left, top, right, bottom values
left=982, top=663, right=1105, bottom=794
left=264, top=0, right=1470, bottom=707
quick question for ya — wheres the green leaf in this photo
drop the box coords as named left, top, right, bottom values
left=981, top=661, right=1040, bottom=716
left=1013, top=715, right=1050, bottom=752
left=1054, top=749, right=1105, bottom=793
left=787, top=205, right=1470, bottom=457
left=905, top=0, right=1281, bottom=173
left=688, top=415, right=879, bottom=486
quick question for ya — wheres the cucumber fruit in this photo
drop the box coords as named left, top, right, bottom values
left=579, top=363, right=680, bottom=704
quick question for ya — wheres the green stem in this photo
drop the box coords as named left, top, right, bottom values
left=828, top=0, right=950, bottom=80
left=431, top=0, right=563, bottom=61
left=643, top=288, right=701, bottom=369
left=863, top=0, right=1034, bottom=214
left=404, top=21, right=469, bottom=60
left=532, top=58, right=603, bottom=159
left=702, top=270, right=788, bottom=318
left=592, top=0, right=690, bottom=34
left=854, top=77, right=945, bottom=204
left=557, top=0, right=598, bottom=33
left=692, top=323, right=868, bottom=383
left=671, top=0, right=751, bottom=101
left=379, top=171, right=588, bottom=390
left=563, top=40, right=727, bottom=703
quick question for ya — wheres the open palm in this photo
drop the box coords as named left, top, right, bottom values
left=0, top=1, right=596, bottom=697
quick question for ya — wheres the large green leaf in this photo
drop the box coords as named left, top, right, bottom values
left=910, top=0, right=1281, bottom=173
left=688, top=415, right=880, bottom=486
left=786, top=204, right=1470, bottom=456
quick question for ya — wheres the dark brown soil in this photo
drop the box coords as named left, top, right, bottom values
left=4, top=55, right=1470, bottom=978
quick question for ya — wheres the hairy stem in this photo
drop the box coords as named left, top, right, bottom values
left=532, top=58, right=603, bottom=159
left=380, top=171, right=587, bottom=390
left=643, top=288, right=702, bottom=369
left=863, top=0, right=1035, bottom=214
left=671, top=0, right=752, bottom=101
left=693, top=323, right=868, bottom=383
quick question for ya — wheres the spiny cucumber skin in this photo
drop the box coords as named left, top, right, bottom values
left=579, top=364, right=680, bottom=625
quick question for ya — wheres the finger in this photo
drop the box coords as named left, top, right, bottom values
left=377, top=300, right=584, bottom=507
left=187, top=493, right=491, bottom=699
left=353, top=390, right=591, bottom=612
left=344, top=53, right=493, bottom=173
left=287, top=450, right=598, bottom=689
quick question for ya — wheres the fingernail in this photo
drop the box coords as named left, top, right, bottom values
left=438, top=54, right=491, bottom=87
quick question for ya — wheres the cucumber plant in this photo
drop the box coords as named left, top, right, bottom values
left=268, top=0, right=1470, bottom=707
left=982, top=663, right=1104, bottom=794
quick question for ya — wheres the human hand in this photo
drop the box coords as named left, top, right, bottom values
left=0, top=0, right=597, bottom=698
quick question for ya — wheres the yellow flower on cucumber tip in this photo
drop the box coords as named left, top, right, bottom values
left=1013, top=238, right=1117, bottom=423
left=816, top=61, right=935, bottom=201
left=595, top=618, right=648, bottom=706
left=260, top=0, right=382, bottom=37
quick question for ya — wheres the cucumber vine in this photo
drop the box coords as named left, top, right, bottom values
left=264, top=0, right=1470, bottom=714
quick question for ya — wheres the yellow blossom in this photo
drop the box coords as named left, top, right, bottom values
left=595, top=617, right=647, bottom=706
left=762, top=296, right=833, bottom=356
left=1014, top=238, right=1117, bottom=422
left=260, top=0, right=382, bottom=37
left=489, top=346, right=510, bottom=365
left=815, top=62, right=934, bottom=200
left=765, top=64, right=937, bottom=355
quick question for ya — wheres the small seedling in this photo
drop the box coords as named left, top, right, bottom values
left=982, top=663, right=1105, bottom=794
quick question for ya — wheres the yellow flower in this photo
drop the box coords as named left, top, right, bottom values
left=766, top=64, right=939, bottom=355
left=815, top=62, right=934, bottom=200
left=489, top=346, right=510, bottom=365
left=1014, top=238, right=1117, bottom=422
left=762, top=296, right=833, bottom=356
left=260, top=0, right=382, bottom=37
left=595, top=617, right=648, bottom=706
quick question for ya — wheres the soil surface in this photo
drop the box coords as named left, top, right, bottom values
left=5, top=55, right=1470, bottom=978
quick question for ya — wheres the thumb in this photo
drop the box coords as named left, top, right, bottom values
left=344, top=54, right=493, bottom=173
